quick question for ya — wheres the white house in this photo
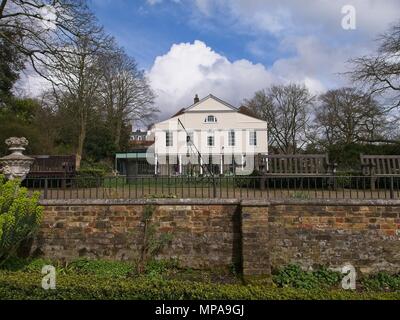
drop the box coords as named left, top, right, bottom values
left=147, top=94, right=268, bottom=176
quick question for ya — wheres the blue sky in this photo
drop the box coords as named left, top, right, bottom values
left=90, top=0, right=284, bottom=69
left=86, top=1, right=400, bottom=119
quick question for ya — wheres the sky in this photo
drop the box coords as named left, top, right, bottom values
left=20, top=0, right=400, bottom=121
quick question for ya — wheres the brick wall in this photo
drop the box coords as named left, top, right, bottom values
left=268, top=200, right=400, bottom=274
left=34, top=199, right=400, bottom=277
left=33, top=200, right=241, bottom=270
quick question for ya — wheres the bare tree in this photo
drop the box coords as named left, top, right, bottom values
left=245, top=84, right=314, bottom=154
left=0, top=0, right=96, bottom=84
left=350, top=21, right=400, bottom=110
left=98, top=47, right=157, bottom=149
left=48, top=14, right=110, bottom=169
left=314, top=88, right=387, bottom=146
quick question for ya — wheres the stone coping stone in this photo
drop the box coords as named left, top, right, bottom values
left=39, top=198, right=400, bottom=207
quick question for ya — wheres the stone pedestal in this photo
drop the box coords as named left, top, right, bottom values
left=0, top=137, right=34, bottom=180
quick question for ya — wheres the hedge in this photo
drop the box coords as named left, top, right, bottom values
left=0, top=272, right=399, bottom=300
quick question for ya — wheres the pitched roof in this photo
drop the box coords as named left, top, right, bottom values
left=167, top=94, right=238, bottom=120
left=237, top=106, right=265, bottom=121
left=162, top=95, right=267, bottom=126
left=171, top=108, right=186, bottom=118
left=184, top=94, right=238, bottom=112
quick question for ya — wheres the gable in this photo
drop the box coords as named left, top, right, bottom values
left=154, top=94, right=267, bottom=129
left=185, top=95, right=237, bottom=113
left=154, top=110, right=267, bottom=131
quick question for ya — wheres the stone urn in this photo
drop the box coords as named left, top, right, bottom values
left=0, top=137, right=34, bottom=180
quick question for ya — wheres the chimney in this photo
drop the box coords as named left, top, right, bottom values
left=194, top=94, right=200, bottom=104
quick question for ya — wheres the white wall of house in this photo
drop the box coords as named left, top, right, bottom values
left=148, top=95, right=268, bottom=174
left=150, top=95, right=268, bottom=155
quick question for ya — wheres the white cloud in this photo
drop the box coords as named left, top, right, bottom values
left=146, top=0, right=181, bottom=5
left=146, top=0, right=163, bottom=5
left=147, top=40, right=334, bottom=119
left=14, top=66, right=51, bottom=98
left=195, top=0, right=400, bottom=38
left=271, top=36, right=348, bottom=92
left=147, top=40, right=276, bottom=119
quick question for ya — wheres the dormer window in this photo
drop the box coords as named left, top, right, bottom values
left=205, top=115, right=217, bottom=123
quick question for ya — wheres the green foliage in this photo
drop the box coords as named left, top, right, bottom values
left=62, top=259, right=133, bottom=278
left=0, top=257, right=133, bottom=278
left=0, top=177, right=43, bottom=264
left=0, top=30, right=25, bottom=101
left=360, top=272, right=400, bottom=292
left=143, top=259, right=179, bottom=280
left=0, top=271, right=399, bottom=300
left=334, top=172, right=353, bottom=188
left=0, top=98, right=44, bottom=156
left=234, top=170, right=262, bottom=188
left=1, top=260, right=400, bottom=299
left=0, top=257, right=52, bottom=273
left=75, top=163, right=108, bottom=188
left=136, top=205, right=173, bottom=274
left=290, top=191, right=311, bottom=200
left=84, top=123, right=117, bottom=162
left=328, top=143, right=400, bottom=172
left=273, top=264, right=342, bottom=290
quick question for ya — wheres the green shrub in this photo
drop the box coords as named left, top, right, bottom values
left=75, top=168, right=106, bottom=188
left=290, top=191, right=311, bottom=200
left=360, top=272, right=400, bottom=292
left=136, top=205, right=173, bottom=274
left=144, top=259, right=179, bottom=279
left=0, top=256, right=51, bottom=272
left=273, top=265, right=342, bottom=290
left=334, top=173, right=354, bottom=189
left=0, top=176, right=43, bottom=265
left=234, top=170, right=262, bottom=189
left=1, top=257, right=133, bottom=278
left=63, top=259, right=133, bottom=278
left=0, top=271, right=399, bottom=300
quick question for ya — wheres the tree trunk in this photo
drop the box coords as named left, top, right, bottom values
left=76, top=117, right=86, bottom=170
left=0, top=0, right=8, bottom=18
left=114, top=118, right=122, bottom=150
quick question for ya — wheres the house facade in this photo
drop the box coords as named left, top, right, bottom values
left=147, top=94, right=268, bottom=176
left=130, top=129, right=148, bottom=142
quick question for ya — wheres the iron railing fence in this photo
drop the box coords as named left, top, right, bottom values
left=23, top=175, right=400, bottom=200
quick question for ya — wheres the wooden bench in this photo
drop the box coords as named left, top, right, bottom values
left=256, top=154, right=336, bottom=176
left=360, top=155, right=400, bottom=190
left=361, top=155, right=400, bottom=176
left=28, top=155, right=76, bottom=178
left=26, top=155, right=76, bottom=190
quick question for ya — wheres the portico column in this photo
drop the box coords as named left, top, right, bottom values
left=154, top=154, right=158, bottom=175
left=200, top=157, right=203, bottom=175
left=179, top=154, right=182, bottom=175
left=220, top=154, right=223, bottom=175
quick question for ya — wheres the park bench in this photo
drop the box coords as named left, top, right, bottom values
left=26, top=155, right=76, bottom=189
left=255, top=154, right=337, bottom=191
left=360, top=155, right=400, bottom=176
left=28, top=155, right=76, bottom=178
left=256, top=154, right=337, bottom=176
left=360, top=154, right=400, bottom=190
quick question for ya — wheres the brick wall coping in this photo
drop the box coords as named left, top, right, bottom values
left=39, top=198, right=400, bottom=207
left=39, top=199, right=242, bottom=206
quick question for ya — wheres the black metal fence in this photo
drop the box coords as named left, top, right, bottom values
left=23, top=175, right=400, bottom=200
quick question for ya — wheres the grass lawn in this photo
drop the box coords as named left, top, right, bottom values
left=1, top=258, right=399, bottom=300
